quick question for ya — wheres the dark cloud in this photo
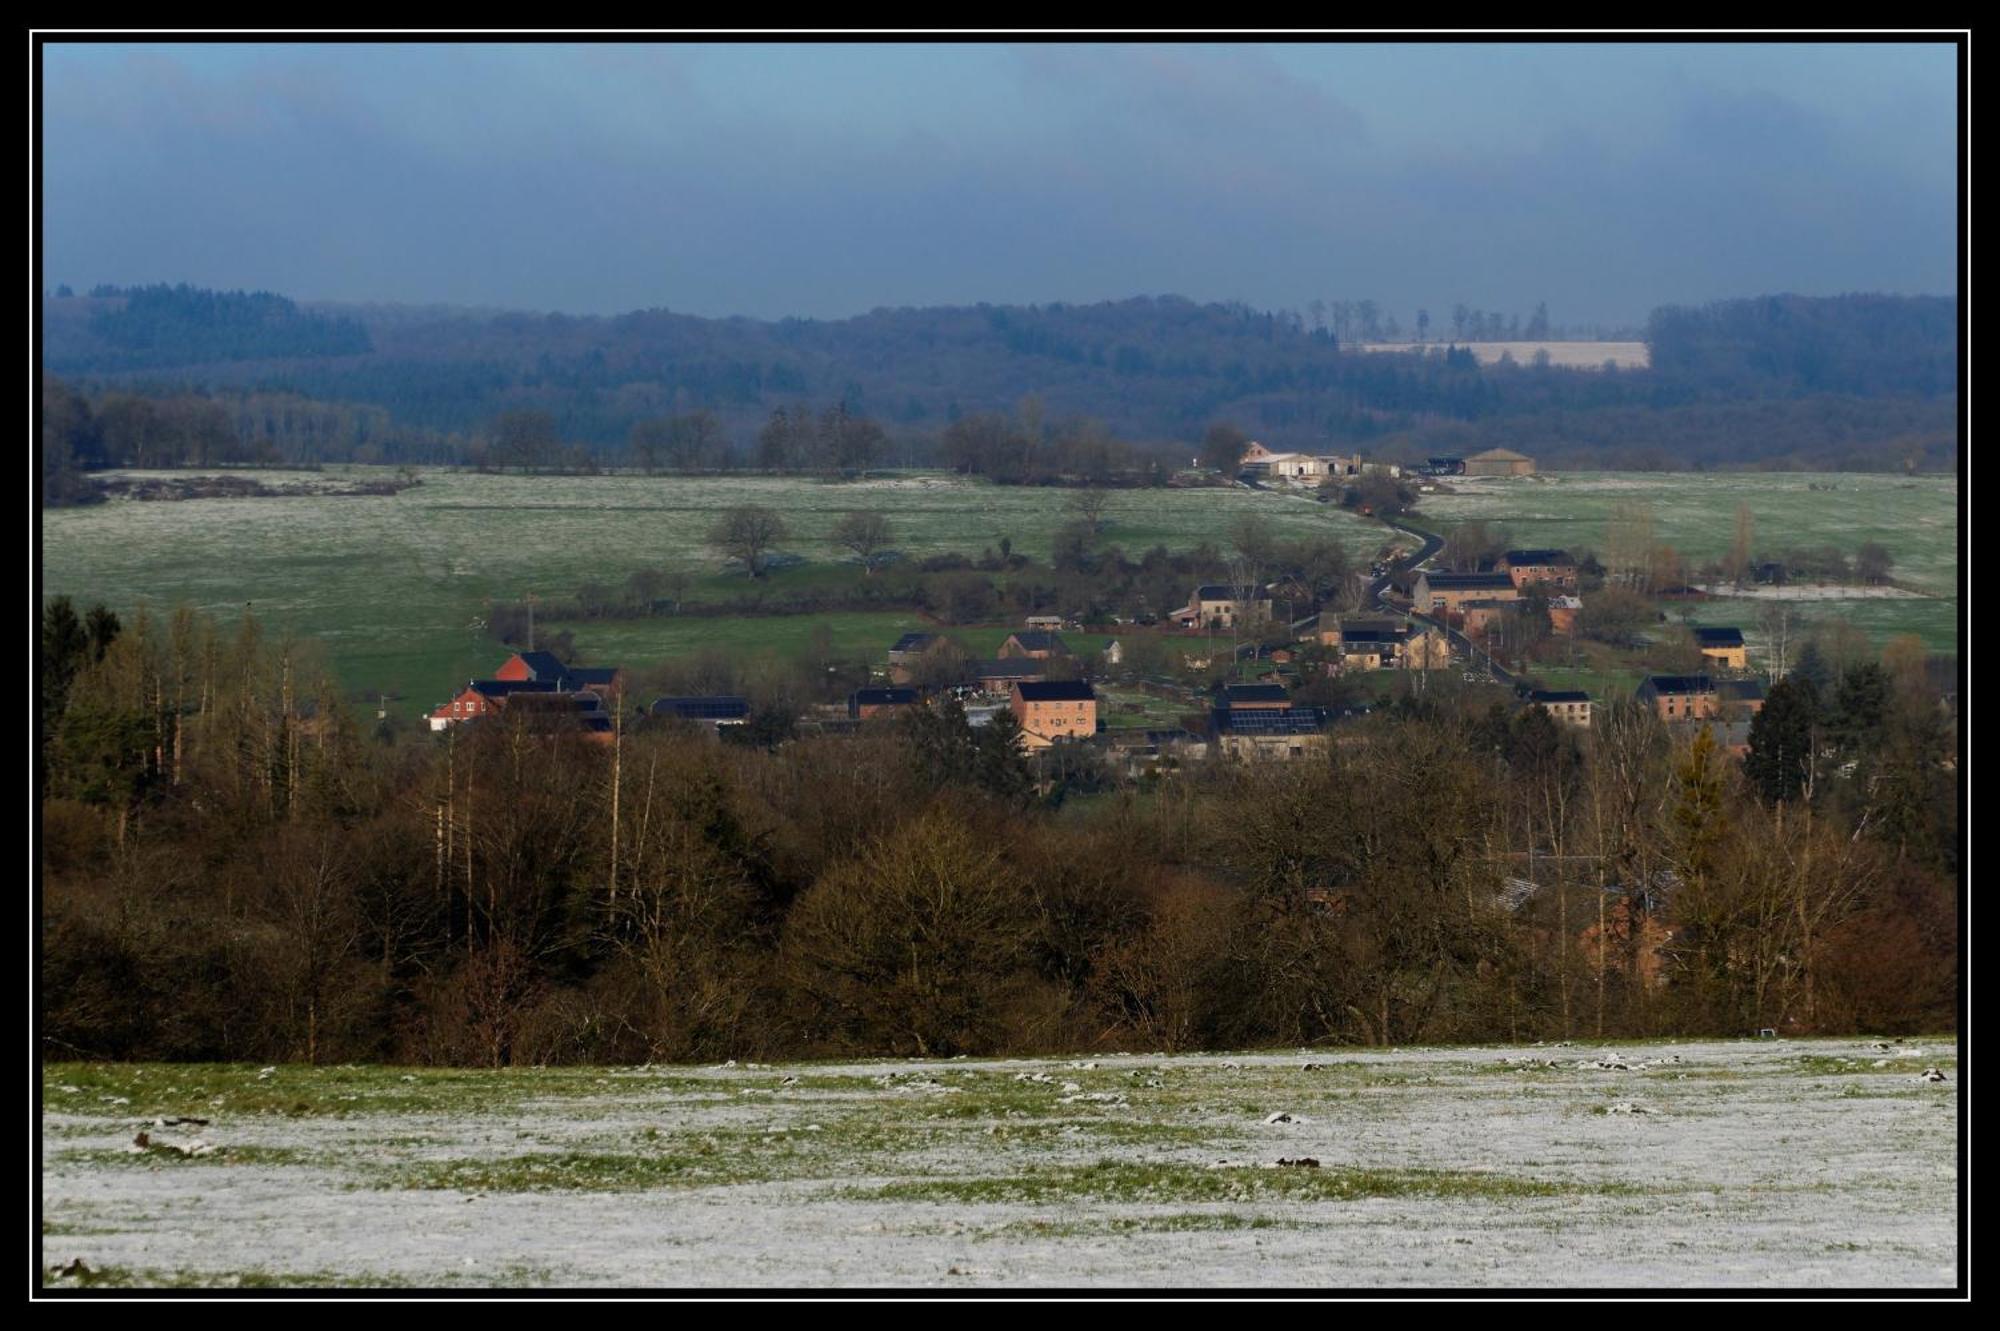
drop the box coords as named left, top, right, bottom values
left=40, top=43, right=1957, bottom=324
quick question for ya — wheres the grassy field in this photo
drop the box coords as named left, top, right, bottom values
left=39, top=468, right=1960, bottom=717
left=1420, top=472, right=1960, bottom=653
left=39, top=1037, right=1958, bottom=1289
left=40, top=469, right=1381, bottom=714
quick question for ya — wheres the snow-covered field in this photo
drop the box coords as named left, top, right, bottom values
left=40, top=1038, right=1958, bottom=1290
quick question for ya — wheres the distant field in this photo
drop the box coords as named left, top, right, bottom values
left=1420, top=472, right=1960, bottom=654
left=40, top=1038, right=1958, bottom=1288
left=1359, top=341, right=1651, bottom=369
left=41, top=469, right=1383, bottom=712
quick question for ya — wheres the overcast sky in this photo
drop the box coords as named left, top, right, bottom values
left=39, top=40, right=1959, bottom=326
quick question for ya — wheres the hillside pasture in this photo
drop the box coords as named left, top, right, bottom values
left=1420, top=472, right=1959, bottom=653
left=40, top=469, right=1380, bottom=712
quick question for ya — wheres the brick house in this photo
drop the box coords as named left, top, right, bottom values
left=1717, top=679, right=1766, bottom=717
left=1499, top=549, right=1577, bottom=591
left=494, top=649, right=625, bottom=698
left=1011, top=679, right=1098, bottom=748
left=972, top=658, right=1047, bottom=692
left=1637, top=674, right=1719, bottom=722
left=999, top=630, right=1069, bottom=660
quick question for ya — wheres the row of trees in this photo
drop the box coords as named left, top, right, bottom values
left=41, top=599, right=1956, bottom=1066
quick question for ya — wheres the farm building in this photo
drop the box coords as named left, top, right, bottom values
left=1461, top=448, right=1536, bottom=477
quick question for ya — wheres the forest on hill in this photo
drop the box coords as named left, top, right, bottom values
left=40, top=289, right=1959, bottom=489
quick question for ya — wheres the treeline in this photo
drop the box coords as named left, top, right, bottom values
left=48, top=284, right=373, bottom=372
left=43, top=287, right=1958, bottom=465
left=40, top=601, right=1957, bottom=1066
left=40, top=375, right=468, bottom=504
left=1648, top=294, right=1957, bottom=399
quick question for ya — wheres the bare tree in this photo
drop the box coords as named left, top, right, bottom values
left=831, top=510, right=894, bottom=576
left=1068, top=487, right=1112, bottom=535
left=708, top=505, right=788, bottom=578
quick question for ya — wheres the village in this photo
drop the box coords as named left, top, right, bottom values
left=426, top=444, right=1775, bottom=779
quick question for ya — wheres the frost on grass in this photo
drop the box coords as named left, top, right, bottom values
left=40, top=1037, right=1958, bottom=1289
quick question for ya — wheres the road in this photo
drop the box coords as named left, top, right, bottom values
left=1370, top=514, right=1515, bottom=689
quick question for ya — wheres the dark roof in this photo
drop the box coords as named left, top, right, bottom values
left=1221, top=683, right=1291, bottom=705
left=1718, top=679, right=1766, bottom=702
left=1014, top=680, right=1096, bottom=702
left=1504, top=549, right=1573, bottom=566
left=972, top=658, right=1045, bottom=679
left=468, top=679, right=562, bottom=699
left=1420, top=571, right=1517, bottom=589
left=1195, top=584, right=1270, bottom=601
left=1528, top=689, right=1591, bottom=704
left=1640, top=674, right=1715, bottom=696
left=889, top=632, right=937, bottom=654
left=511, top=650, right=570, bottom=681
left=850, top=688, right=918, bottom=707
left=651, top=695, right=751, bottom=720
left=1693, top=626, right=1746, bottom=648
left=1214, top=707, right=1325, bottom=735
left=1007, top=630, right=1068, bottom=652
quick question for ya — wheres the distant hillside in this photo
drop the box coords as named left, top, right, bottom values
left=45, top=284, right=372, bottom=373
left=41, top=288, right=1958, bottom=470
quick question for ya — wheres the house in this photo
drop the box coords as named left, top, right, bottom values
left=1424, top=456, right=1466, bottom=476
left=1024, top=615, right=1066, bottom=631
left=1000, top=630, right=1069, bottom=660
left=971, top=658, right=1047, bottom=692
left=1099, top=727, right=1208, bottom=777
left=1102, top=639, right=1124, bottom=666
left=1637, top=674, right=1718, bottom=722
left=1547, top=595, right=1582, bottom=634
left=1461, top=447, right=1536, bottom=477
left=1459, top=599, right=1517, bottom=639
left=650, top=696, right=751, bottom=732
left=1170, top=584, right=1273, bottom=631
left=1211, top=706, right=1329, bottom=761
left=494, top=650, right=625, bottom=698
left=1011, top=680, right=1098, bottom=748
left=1717, top=679, right=1766, bottom=716
left=1693, top=626, right=1748, bottom=671
left=887, top=632, right=939, bottom=665
left=1526, top=689, right=1592, bottom=729
left=429, top=678, right=562, bottom=731
left=849, top=687, right=920, bottom=721
left=1315, top=616, right=1451, bottom=671
left=499, top=689, right=615, bottom=742
left=1499, top=549, right=1577, bottom=591
left=1412, top=571, right=1519, bottom=616
left=1712, top=720, right=1755, bottom=760
left=1218, top=682, right=1293, bottom=712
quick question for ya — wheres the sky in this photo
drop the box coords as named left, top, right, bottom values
left=38, top=39, right=1960, bottom=327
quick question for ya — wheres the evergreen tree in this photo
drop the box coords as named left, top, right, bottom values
left=1744, top=677, right=1822, bottom=805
